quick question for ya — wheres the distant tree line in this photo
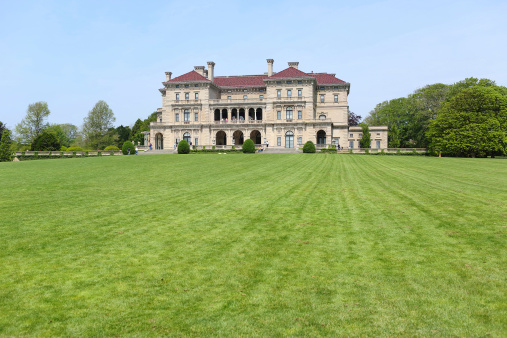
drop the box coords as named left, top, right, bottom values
left=363, top=77, right=507, bottom=157
left=1, top=101, right=157, bottom=154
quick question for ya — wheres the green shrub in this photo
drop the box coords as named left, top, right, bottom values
left=202, top=146, right=206, bottom=150
left=67, top=146, right=84, bottom=151
left=232, top=145, right=235, bottom=150
left=104, top=145, right=120, bottom=151
left=0, top=129, right=13, bottom=162
left=212, top=145, right=216, bottom=150
left=381, top=149, right=385, bottom=155
left=177, top=140, right=190, bottom=154
left=303, top=141, right=316, bottom=153
left=122, top=141, right=135, bottom=155
left=242, top=139, right=256, bottom=153
left=396, top=148, right=401, bottom=155
left=61, top=146, right=67, bottom=151
left=365, top=148, right=369, bottom=154
left=85, top=151, right=89, bottom=156
left=31, top=131, right=61, bottom=151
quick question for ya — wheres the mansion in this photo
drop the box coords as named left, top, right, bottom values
left=150, top=60, right=387, bottom=150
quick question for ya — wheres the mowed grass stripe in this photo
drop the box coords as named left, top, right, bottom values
left=0, top=155, right=506, bottom=336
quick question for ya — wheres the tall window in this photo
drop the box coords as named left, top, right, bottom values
left=285, top=131, right=294, bottom=148
left=185, top=93, right=189, bottom=100
left=194, top=113, right=198, bottom=121
left=286, top=107, right=293, bottom=119
left=376, top=141, right=381, bottom=149
left=287, top=90, right=292, bottom=97
left=334, top=95, right=338, bottom=102
left=175, top=113, right=179, bottom=122
left=195, top=138, right=199, bottom=146
left=277, top=90, right=281, bottom=98
left=277, top=137, right=281, bottom=146
left=297, top=137, right=302, bottom=145
left=298, top=110, right=302, bottom=119
left=184, top=109, right=190, bottom=122
left=176, top=93, right=179, bottom=101
left=183, top=132, right=191, bottom=143
left=349, top=141, right=354, bottom=149
left=320, top=95, right=325, bottom=103
left=277, top=111, right=281, bottom=120
left=195, top=93, right=199, bottom=100
left=298, top=89, right=302, bottom=97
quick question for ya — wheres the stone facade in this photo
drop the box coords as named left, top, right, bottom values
left=150, top=60, right=387, bottom=150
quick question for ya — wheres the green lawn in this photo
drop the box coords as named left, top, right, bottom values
left=1, top=154, right=506, bottom=336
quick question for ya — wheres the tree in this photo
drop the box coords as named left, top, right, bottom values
left=130, top=118, right=143, bottom=139
left=0, top=121, right=6, bottom=141
left=46, top=123, right=78, bottom=147
left=359, top=123, right=371, bottom=148
left=82, top=100, right=116, bottom=150
left=0, top=129, right=13, bottom=162
left=31, top=131, right=61, bottom=151
left=348, top=111, right=362, bottom=126
left=15, top=101, right=51, bottom=144
left=115, top=125, right=132, bottom=148
left=428, top=86, right=507, bottom=157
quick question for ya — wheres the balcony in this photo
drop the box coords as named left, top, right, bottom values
left=172, top=99, right=201, bottom=105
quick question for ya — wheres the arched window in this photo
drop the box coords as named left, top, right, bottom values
left=317, top=130, right=326, bottom=145
left=286, top=107, right=293, bottom=119
left=285, top=131, right=294, bottom=148
left=183, top=132, right=191, bottom=143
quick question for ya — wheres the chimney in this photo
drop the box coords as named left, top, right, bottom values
left=288, top=62, right=299, bottom=69
left=207, top=61, right=215, bottom=82
left=165, top=72, right=172, bottom=81
left=194, top=66, right=205, bottom=77
left=267, top=59, right=274, bottom=76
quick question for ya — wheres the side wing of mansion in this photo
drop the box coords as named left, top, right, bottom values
left=150, top=59, right=387, bottom=150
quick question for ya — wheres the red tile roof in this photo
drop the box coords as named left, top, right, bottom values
left=166, top=70, right=210, bottom=83
left=214, top=75, right=268, bottom=87
left=313, top=73, right=348, bottom=85
left=269, top=67, right=314, bottom=79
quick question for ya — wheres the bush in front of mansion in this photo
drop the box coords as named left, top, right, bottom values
left=303, top=141, right=316, bottom=153
left=177, top=140, right=190, bottom=154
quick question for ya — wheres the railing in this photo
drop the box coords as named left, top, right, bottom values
left=15, top=151, right=123, bottom=156
left=213, top=119, right=262, bottom=124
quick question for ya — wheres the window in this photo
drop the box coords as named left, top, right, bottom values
left=276, top=81, right=282, bottom=84
left=194, top=113, right=198, bottom=121
left=227, top=96, right=231, bottom=100
left=287, top=81, right=292, bottom=84
left=350, top=134, right=353, bottom=138
left=183, top=132, right=191, bottom=143
left=298, top=110, right=302, bottom=119
left=376, top=141, right=381, bottom=149
left=277, top=90, right=281, bottom=98
left=320, top=95, right=325, bottom=103
left=349, top=141, right=354, bottom=149
left=285, top=131, right=294, bottom=148
left=277, top=111, right=281, bottom=120
left=195, top=138, right=199, bottom=146
left=175, top=93, right=180, bottom=101
left=277, top=137, right=281, bottom=146
left=298, top=81, right=302, bottom=84
left=287, top=90, right=292, bottom=97
left=176, top=85, right=180, bottom=88
left=286, top=107, right=293, bottom=119
left=297, top=137, right=302, bottom=145
left=185, top=84, right=189, bottom=88
left=259, top=95, right=264, bottom=99
left=334, top=95, right=338, bottom=102
left=359, top=133, right=362, bottom=138
left=243, top=95, right=247, bottom=99
left=358, top=141, right=361, bottom=148
left=195, top=84, right=199, bottom=87
left=184, top=109, right=190, bottom=122
left=334, top=86, right=339, bottom=89
left=185, top=93, right=189, bottom=100
left=319, top=114, right=326, bottom=120
left=298, top=89, right=302, bottom=97
left=175, top=113, right=179, bottom=122
left=195, top=93, right=199, bottom=100
left=244, top=89, right=247, bottom=92
left=320, top=87, right=325, bottom=90
left=260, top=89, right=265, bottom=92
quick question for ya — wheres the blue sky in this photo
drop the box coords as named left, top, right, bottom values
left=1, top=0, right=506, bottom=131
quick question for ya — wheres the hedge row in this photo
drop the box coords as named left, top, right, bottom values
left=14, top=151, right=116, bottom=161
